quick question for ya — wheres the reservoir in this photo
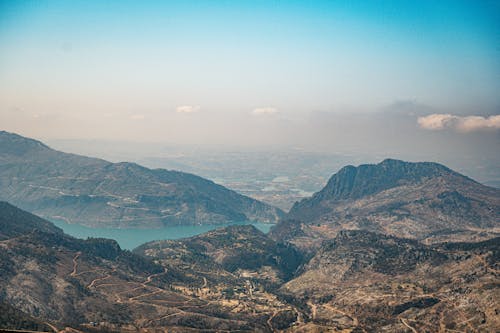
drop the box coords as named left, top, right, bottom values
left=51, top=219, right=274, bottom=250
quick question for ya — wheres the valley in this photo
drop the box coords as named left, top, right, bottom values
left=1, top=203, right=498, bottom=332
left=50, top=218, right=273, bottom=250
left=0, top=133, right=498, bottom=332
left=0, top=205, right=299, bottom=332
left=2, top=2, right=498, bottom=331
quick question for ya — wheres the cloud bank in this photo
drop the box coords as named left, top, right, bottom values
left=176, top=105, right=200, bottom=113
left=418, top=114, right=500, bottom=132
left=252, top=107, right=279, bottom=115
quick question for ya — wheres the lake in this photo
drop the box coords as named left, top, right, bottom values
left=51, top=219, right=274, bottom=250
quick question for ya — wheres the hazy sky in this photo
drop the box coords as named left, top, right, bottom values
left=0, top=1, right=499, bottom=151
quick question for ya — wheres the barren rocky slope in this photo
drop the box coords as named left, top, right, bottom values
left=275, top=159, right=500, bottom=251
left=0, top=131, right=283, bottom=228
left=280, top=230, right=500, bottom=332
left=0, top=201, right=62, bottom=240
left=135, top=225, right=302, bottom=279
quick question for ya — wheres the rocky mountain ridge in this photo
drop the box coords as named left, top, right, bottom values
left=1, top=155, right=499, bottom=332
left=275, top=159, right=500, bottom=251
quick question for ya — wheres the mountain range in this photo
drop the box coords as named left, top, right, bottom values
left=0, top=131, right=499, bottom=331
left=0, top=131, right=283, bottom=228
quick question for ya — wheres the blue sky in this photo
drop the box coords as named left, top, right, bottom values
left=0, top=0, right=499, bottom=143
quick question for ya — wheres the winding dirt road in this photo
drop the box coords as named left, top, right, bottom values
left=69, top=252, right=81, bottom=277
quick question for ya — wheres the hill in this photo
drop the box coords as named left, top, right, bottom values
left=0, top=201, right=62, bottom=240
left=0, top=131, right=283, bottom=228
left=135, top=224, right=303, bottom=284
left=280, top=230, right=500, bottom=332
left=274, top=159, right=500, bottom=250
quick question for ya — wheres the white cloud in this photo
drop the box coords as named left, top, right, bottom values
left=252, top=107, right=279, bottom=115
left=418, top=114, right=500, bottom=132
left=176, top=105, right=200, bottom=113
left=130, top=114, right=145, bottom=120
left=417, top=114, right=455, bottom=130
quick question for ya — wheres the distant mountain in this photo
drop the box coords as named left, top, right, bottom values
left=280, top=230, right=500, bottom=332
left=275, top=159, right=500, bottom=250
left=0, top=131, right=283, bottom=228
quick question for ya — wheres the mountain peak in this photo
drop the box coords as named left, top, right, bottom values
left=302, top=159, right=458, bottom=205
left=280, top=159, right=499, bottom=247
left=380, top=158, right=406, bottom=165
left=378, top=158, right=451, bottom=172
left=0, top=131, right=50, bottom=156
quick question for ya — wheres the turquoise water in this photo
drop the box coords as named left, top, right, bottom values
left=51, top=219, right=274, bottom=250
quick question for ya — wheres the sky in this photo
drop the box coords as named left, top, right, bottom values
left=0, top=1, right=499, bottom=154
